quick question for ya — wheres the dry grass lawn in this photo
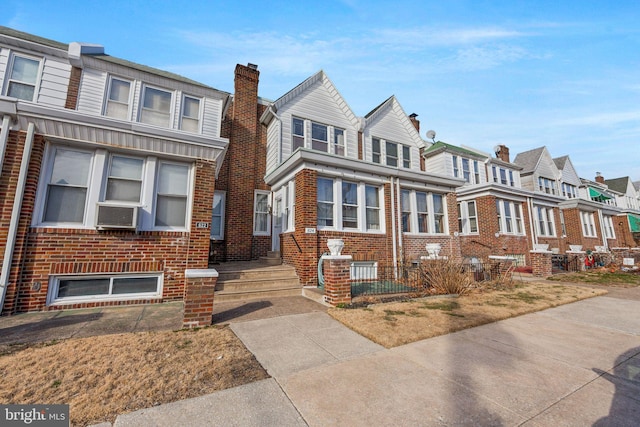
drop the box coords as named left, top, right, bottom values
left=0, top=326, right=268, bottom=426
left=328, top=281, right=607, bottom=348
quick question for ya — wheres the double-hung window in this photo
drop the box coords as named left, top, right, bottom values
left=105, top=155, right=144, bottom=204
left=496, top=199, right=525, bottom=235
left=334, top=128, right=345, bottom=156
left=462, top=158, right=471, bottom=182
left=473, top=161, right=480, bottom=184
left=140, top=85, right=172, bottom=127
left=105, top=77, right=132, bottom=120
left=492, top=166, right=516, bottom=186
left=317, top=178, right=334, bottom=227
left=385, top=142, right=398, bottom=167
left=155, top=163, right=189, bottom=228
left=311, top=122, right=328, bottom=152
left=538, top=177, right=557, bottom=195
left=536, top=206, right=556, bottom=237
left=603, top=215, right=615, bottom=239
left=317, top=177, right=383, bottom=232
left=253, top=191, right=271, bottom=235
left=211, top=191, right=226, bottom=240
left=5, top=54, right=40, bottom=101
left=458, top=201, right=478, bottom=234
left=43, top=148, right=93, bottom=224
left=292, top=117, right=305, bottom=151
left=342, top=181, right=358, bottom=228
left=401, top=190, right=447, bottom=234
left=402, top=146, right=411, bottom=168
left=452, top=155, right=459, bottom=178
left=180, top=96, right=201, bottom=133
left=581, top=211, right=597, bottom=237
left=372, top=138, right=381, bottom=164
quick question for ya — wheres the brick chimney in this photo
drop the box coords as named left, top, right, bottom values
left=495, top=145, right=510, bottom=163
left=409, top=113, right=420, bottom=132
left=595, top=172, right=605, bottom=184
left=225, top=63, right=261, bottom=261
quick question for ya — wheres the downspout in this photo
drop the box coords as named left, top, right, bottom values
left=0, top=122, right=35, bottom=313
left=390, top=177, right=397, bottom=274
left=0, top=115, right=12, bottom=175
left=395, top=177, right=403, bottom=277
left=527, top=197, right=538, bottom=247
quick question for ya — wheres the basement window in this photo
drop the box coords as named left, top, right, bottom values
left=48, top=274, right=162, bottom=305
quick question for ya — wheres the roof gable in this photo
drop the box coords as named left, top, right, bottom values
left=513, top=147, right=545, bottom=173
left=363, top=96, right=424, bottom=148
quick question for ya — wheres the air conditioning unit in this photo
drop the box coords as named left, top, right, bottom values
left=95, top=204, right=138, bottom=230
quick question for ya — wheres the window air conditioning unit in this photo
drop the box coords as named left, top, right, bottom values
left=95, top=204, right=138, bottom=230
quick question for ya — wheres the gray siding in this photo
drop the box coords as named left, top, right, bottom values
left=37, top=57, right=71, bottom=107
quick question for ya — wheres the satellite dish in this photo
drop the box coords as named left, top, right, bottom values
left=426, top=130, right=436, bottom=141
left=493, top=145, right=501, bottom=154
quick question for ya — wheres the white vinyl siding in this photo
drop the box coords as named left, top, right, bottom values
left=37, top=57, right=72, bottom=107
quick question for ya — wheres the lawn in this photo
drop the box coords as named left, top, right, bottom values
left=546, top=269, right=640, bottom=286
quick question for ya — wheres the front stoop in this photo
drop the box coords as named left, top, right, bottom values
left=213, top=261, right=300, bottom=302
left=259, top=250, right=282, bottom=266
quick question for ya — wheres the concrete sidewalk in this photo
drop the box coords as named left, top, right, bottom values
left=114, top=293, right=640, bottom=426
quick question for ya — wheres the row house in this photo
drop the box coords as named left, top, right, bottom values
left=0, top=27, right=229, bottom=314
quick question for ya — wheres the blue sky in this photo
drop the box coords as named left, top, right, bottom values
left=4, top=0, right=640, bottom=181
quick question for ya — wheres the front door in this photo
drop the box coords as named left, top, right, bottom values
left=272, top=197, right=282, bottom=252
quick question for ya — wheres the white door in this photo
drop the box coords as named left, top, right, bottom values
left=272, top=197, right=282, bottom=252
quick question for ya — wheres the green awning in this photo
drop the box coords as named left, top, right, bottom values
left=589, top=187, right=612, bottom=201
left=629, top=214, right=640, bottom=233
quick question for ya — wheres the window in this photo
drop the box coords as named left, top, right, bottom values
left=317, top=177, right=383, bottom=232
left=211, top=191, right=225, bottom=240
left=462, top=158, right=471, bottom=182
left=372, top=138, right=381, bottom=163
left=317, top=178, right=334, bottom=227
left=253, top=191, right=271, bottom=235
left=342, top=181, right=358, bottom=228
left=452, top=155, right=459, bottom=178
left=581, top=211, right=597, bottom=237
left=402, top=146, right=411, bottom=168
left=334, top=128, right=345, bottom=156
left=105, top=77, right=131, bottom=120
left=105, top=155, right=143, bottom=203
left=292, top=117, right=305, bottom=151
left=473, top=161, right=480, bottom=184
left=536, top=206, right=556, bottom=237
left=37, top=145, right=193, bottom=230
left=492, top=166, right=516, bottom=186
left=538, top=177, right=557, bottom=195
left=43, top=148, right=92, bottom=224
left=155, top=162, right=189, bottom=228
left=5, top=54, right=40, bottom=101
left=496, top=199, right=525, bottom=235
left=386, top=141, right=398, bottom=167
left=560, top=210, right=567, bottom=236
left=365, top=185, right=380, bottom=231
left=401, top=189, right=447, bottom=234
left=458, top=201, right=478, bottom=234
left=49, top=274, right=161, bottom=304
left=311, top=122, right=328, bottom=152
left=140, top=86, right=172, bottom=127
left=180, top=96, right=201, bottom=133
left=603, top=215, right=615, bottom=239
left=562, top=183, right=577, bottom=199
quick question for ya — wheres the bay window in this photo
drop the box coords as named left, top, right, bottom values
left=316, top=177, right=383, bottom=232
left=36, top=144, right=193, bottom=231
left=496, top=199, right=525, bottom=235
left=401, top=189, right=447, bottom=234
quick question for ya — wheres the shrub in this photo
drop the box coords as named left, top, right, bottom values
left=419, top=259, right=473, bottom=296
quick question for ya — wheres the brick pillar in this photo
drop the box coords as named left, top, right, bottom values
left=183, top=269, right=218, bottom=328
left=323, top=255, right=352, bottom=306
left=530, top=251, right=552, bottom=277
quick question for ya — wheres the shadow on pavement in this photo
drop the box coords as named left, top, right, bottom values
left=0, top=312, right=103, bottom=345
left=212, top=300, right=274, bottom=324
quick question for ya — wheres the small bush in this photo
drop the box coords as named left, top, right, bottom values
left=420, top=259, right=473, bottom=296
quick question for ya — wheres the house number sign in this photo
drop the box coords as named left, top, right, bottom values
left=196, top=222, right=210, bottom=229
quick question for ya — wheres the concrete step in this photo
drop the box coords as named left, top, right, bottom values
left=216, top=277, right=300, bottom=292
left=215, top=286, right=302, bottom=302
left=213, top=261, right=300, bottom=302
left=302, top=286, right=329, bottom=306
left=217, top=265, right=294, bottom=281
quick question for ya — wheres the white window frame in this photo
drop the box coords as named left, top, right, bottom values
left=581, top=211, right=597, bottom=237
left=253, top=190, right=271, bottom=236
left=292, top=117, right=305, bottom=151
left=333, top=128, right=345, bottom=156
left=496, top=199, right=525, bottom=236
left=103, top=154, right=145, bottom=204
left=311, top=122, right=329, bottom=152
left=34, top=144, right=193, bottom=232
left=139, top=84, right=174, bottom=128
left=458, top=200, right=478, bottom=235
left=372, top=138, right=381, bottom=164
left=153, top=161, right=192, bottom=230
left=211, top=190, right=226, bottom=240
left=603, top=215, right=616, bottom=239
left=180, top=94, right=202, bottom=133
left=47, top=273, right=163, bottom=306
left=316, top=177, right=384, bottom=233
left=562, top=183, right=577, bottom=199
left=538, top=176, right=557, bottom=195
left=535, top=205, right=556, bottom=237
left=492, top=166, right=516, bottom=186
left=401, top=189, right=448, bottom=235
left=452, top=155, right=459, bottom=178
left=365, top=185, right=381, bottom=231
left=3, top=52, right=42, bottom=102
left=104, top=76, right=133, bottom=120
left=292, top=118, right=346, bottom=155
